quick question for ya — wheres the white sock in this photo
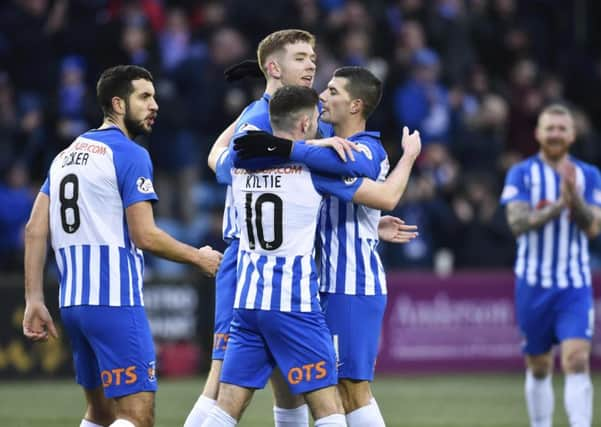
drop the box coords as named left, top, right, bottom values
left=80, top=420, right=103, bottom=427
left=564, top=373, right=593, bottom=427
left=346, top=403, right=385, bottom=427
left=525, top=370, right=554, bottom=427
left=184, top=395, right=217, bottom=427
left=369, top=397, right=379, bottom=410
left=314, top=413, right=347, bottom=426
left=273, top=404, right=309, bottom=426
left=109, top=420, right=136, bottom=427
left=200, top=406, right=237, bottom=427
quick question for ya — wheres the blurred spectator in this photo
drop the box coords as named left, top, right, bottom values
left=505, top=58, right=542, bottom=157
left=51, top=56, right=97, bottom=152
left=453, top=93, right=507, bottom=174
left=0, top=164, right=34, bottom=271
left=159, top=7, right=192, bottom=72
left=0, top=0, right=67, bottom=95
left=393, top=48, right=451, bottom=145
left=448, top=173, right=515, bottom=268
left=427, top=0, right=475, bottom=84
left=390, top=19, right=426, bottom=84
left=381, top=173, right=455, bottom=269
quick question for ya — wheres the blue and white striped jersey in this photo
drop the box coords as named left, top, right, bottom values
left=230, top=157, right=363, bottom=312
left=215, top=94, right=335, bottom=244
left=41, top=127, right=158, bottom=307
left=500, top=155, right=601, bottom=288
left=316, top=132, right=390, bottom=295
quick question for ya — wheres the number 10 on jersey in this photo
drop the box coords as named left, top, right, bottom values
left=244, top=192, right=283, bottom=251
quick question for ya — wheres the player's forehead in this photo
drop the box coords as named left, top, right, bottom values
left=326, top=77, right=349, bottom=94
left=538, top=112, right=573, bottom=129
left=283, top=41, right=315, bottom=57
left=130, top=78, right=155, bottom=96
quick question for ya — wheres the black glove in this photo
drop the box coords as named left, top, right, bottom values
left=234, top=131, right=293, bottom=159
left=224, top=60, right=264, bottom=82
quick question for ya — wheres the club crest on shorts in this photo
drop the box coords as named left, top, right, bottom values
left=147, top=361, right=157, bottom=382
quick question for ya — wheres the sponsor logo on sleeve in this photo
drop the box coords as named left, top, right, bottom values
left=356, top=143, right=373, bottom=160
left=238, top=123, right=261, bottom=132
left=501, top=185, right=518, bottom=200
left=343, top=176, right=358, bottom=185
left=136, top=177, right=155, bottom=194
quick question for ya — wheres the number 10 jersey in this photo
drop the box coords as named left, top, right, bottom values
left=41, top=127, right=158, bottom=308
left=231, top=163, right=362, bottom=313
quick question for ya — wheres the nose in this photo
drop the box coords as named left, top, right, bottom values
left=319, top=90, right=327, bottom=103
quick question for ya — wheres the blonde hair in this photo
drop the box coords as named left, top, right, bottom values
left=538, top=103, right=573, bottom=123
left=256, top=29, right=315, bottom=77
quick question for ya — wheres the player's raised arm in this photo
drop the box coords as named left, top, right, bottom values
left=23, top=192, right=58, bottom=341
left=126, top=201, right=223, bottom=277
left=351, top=127, right=421, bottom=211
left=557, top=160, right=601, bottom=238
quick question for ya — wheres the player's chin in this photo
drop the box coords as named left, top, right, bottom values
left=320, top=112, right=333, bottom=123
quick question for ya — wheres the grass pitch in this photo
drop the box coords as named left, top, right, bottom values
left=0, top=373, right=599, bottom=426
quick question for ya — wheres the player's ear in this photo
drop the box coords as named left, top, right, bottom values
left=111, top=96, right=126, bottom=116
left=350, top=99, right=362, bottom=116
left=300, top=115, right=309, bottom=134
left=267, top=60, right=281, bottom=79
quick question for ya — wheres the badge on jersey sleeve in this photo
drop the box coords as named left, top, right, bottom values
left=136, top=177, right=155, bottom=194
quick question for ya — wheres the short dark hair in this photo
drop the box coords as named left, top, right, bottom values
left=269, top=85, right=319, bottom=132
left=96, top=65, right=153, bottom=117
left=333, top=66, right=382, bottom=119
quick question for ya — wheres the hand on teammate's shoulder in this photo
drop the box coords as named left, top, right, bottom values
left=196, top=245, right=223, bottom=277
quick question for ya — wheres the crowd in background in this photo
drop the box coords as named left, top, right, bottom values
left=2, top=0, right=601, bottom=276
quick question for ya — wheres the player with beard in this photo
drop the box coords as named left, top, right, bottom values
left=22, top=65, right=223, bottom=427
left=501, top=104, right=601, bottom=427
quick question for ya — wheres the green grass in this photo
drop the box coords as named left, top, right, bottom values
left=0, top=374, right=599, bottom=426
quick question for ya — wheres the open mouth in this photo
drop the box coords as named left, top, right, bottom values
left=301, top=76, right=313, bottom=84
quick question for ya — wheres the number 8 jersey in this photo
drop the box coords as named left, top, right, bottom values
left=41, top=127, right=158, bottom=308
left=231, top=163, right=362, bottom=312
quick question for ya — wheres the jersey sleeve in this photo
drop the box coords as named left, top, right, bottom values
left=215, top=148, right=233, bottom=185
left=584, top=165, right=601, bottom=207
left=113, top=145, right=159, bottom=208
left=500, top=164, right=529, bottom=205
left=310, top=172, right=364, bottom=202
left=290, top=140, right=381, bottom=178
left=40, top=176, right=50, bottom=195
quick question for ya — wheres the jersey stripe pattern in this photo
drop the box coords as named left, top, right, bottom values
left=501, top=155, right=601, bottom=289
left=318, top=133, right=390, bottom=295
left=42, top=127, right=158, bottom=307
left=231, top=162, right=361, bottom=312
left=218, top=94, right=273, bottom=243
